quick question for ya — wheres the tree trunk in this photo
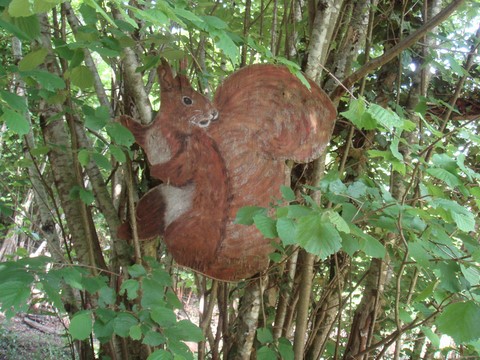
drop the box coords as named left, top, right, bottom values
left=227, top=279, right=263, bottom=359
left=305, top=0, right=345, bottom=82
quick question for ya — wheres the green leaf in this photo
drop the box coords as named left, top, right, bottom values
left=129, top=324, right=142, bottom=341
left=326, top=210, right=350, bottom=234
left=92, top=152, right=112, bottom=171
left=341, top=234, right=360, bottom=256
left=280, top=185, right=296, bottom=201
left=389, top=135, right=403, bottom=161
left=67, top=65, right=94, bottom=89
left=340, top=97, right=376, bottom=130
left=78, top=149, right=90, bottom=166
left=167, top=340, right=193, bottom=359
left=285, top=205, right=312, bottom=218
left=21, top=70, right=66, bottom=91
left=164, top=320, right=204, bottom=342
left=18, top=48, right=48, bottom=71
left=147, top=349, right=173, bottom=360
left=84, top=105, right=109, bottom=131
left=253, top=214, right=278, bottom=239
left=202, top=15, right=228, bottom=29
left=257, top=327, right=273, bottom=344
left=106, top=122, right=135, bottom=147
left=408, top=240, right=430, bottom=268
left=93, top=308, right=116, bottom=342
left=215, top=31, right=239, bottom=65
left=60, top=266, right=84, bottom=290
left=120, top=279, right=139, bottom=300
left=257, top=346, right=277, bottom=360
left=445, top=54, right=467, bottom=76
left=1, top=108, right=30, bottom=135
left=109, top=145, right=127, bottom=163
left=436, top=301, right=480, bottom=343
left=235, top=206, right=266, bottom=225
left=422, top=326, right=440, bottom=348
left=151, top=306, right=177, bottom=327
left=70, top=49, right=85, bottom=68
left=367, top=104, right=403, bottom=130
left=13, top=15, right=40, bottom=39
left=278, top=337, right=294, bottom=360
left=450, top=211, right=475, bottom=233
left=0, top=280, right=32, bottom=316
left=346, top=181, right=367, bottom=199
left=84, top=0, right=116, bottom=27
left=128, top=263, right=147, bottom=278
left=350, top=225, right=385, bottom=258
left=141, top=278, right=167, bottom=308
left=276, top=217, right=297, bottom=245
left=413, top=281, right=438, bottom=303
left=79, top=188, right=94, bottom=205
left=296, top=214, right=342, bottom=259
left=8, top=0, right=34, bottom=17
left=460, top=264, right=480, bottom=287
left=143, top=330, right=166, bottom=347
left=430, top=198, right=474, bottom=232
left=70, top=311, right=93, bottom=340
left=0, top=90, right=28, bottom=113
left=113, top=312, right=138, bottom=338
left=98, top=286, right=116, bottom=306
left=427, top=168, right=462, bottom=188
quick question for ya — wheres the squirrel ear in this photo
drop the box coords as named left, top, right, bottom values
left=158, top=58, right=176, bottom=91
left=177, top=74, right=191, bottom=89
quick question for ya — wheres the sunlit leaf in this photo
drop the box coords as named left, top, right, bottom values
left=367, top=104, right=403, bottom=130
left=1, top=108, right=30, bottom=135
left=18, top=48, right=48, bottom=71
left=8, top=0, right=34, bottom=17
left=326, top=210, right=350, bottom=234
left=296, top=214, right=342, bottom=259
left=215, top=31, right=239, bottom=65
left=436, top=301, right=480, bottom=343
left=68, top=65, right=94, bottom=89
left=12, top=15, right=40, bottom=39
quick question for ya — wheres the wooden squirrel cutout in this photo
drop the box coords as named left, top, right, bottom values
left=119, top=60, right=336, bottom=281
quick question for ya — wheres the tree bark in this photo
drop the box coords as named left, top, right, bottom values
left=227, top=279, right=263, bottom=359
left=305, top=0, right=345, bottom=82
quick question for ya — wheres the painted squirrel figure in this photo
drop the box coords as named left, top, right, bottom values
left=119, top=60, right=336, bottom=281
left=119, top=60, right=228, bottom=272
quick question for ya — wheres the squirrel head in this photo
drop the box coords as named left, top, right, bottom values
left=157, top=59, right=218, bottom=135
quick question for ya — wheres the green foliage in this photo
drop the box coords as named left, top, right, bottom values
left=1, top=0, right=480, bottom=358
left=0, top=258, right=203, bottom=359
left=436, top=301, right=480, bottom=343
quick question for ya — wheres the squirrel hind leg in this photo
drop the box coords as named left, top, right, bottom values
left=117, top=185, right=166, bottom=241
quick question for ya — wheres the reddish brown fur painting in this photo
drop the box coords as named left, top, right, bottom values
left=119, top=61, right=336, bottom=281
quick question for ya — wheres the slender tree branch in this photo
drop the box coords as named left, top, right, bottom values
left=330, top=0, right=466, bottom=103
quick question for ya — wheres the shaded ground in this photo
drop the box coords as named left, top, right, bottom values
left=0, top=313, right=71, bottom=360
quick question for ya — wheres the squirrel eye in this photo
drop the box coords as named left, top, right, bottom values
left=182, top=96, right=193, bottom=105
